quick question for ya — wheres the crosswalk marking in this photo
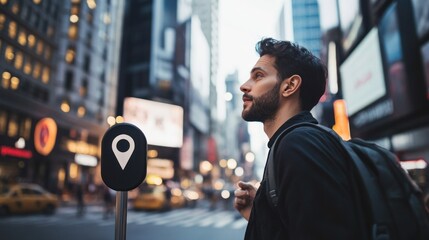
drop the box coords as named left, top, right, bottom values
left=152, top=209, right=203, bottom=225
left=178, top=211, right=216, bottom=227
left=231, top=218, right=248, bottom=229
left=197, top=211, right=227, bottom=227
left=0, top=207, right=247, bottom=230
left=213, top=214, right=234, bottom=228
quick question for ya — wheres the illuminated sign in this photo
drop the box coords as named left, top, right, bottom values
left=34, top=118, right=57, bottom=156
left=123, top=98, right=184, bottom=148
left=400, top=159, right=427, bottom=170
left=0, top=146, right=33, bottom=159
left=147, top=158, right=174, bottom=179
left=75, top=153, right=98, bottom=167
left=340, top=28, right=386, bottom=115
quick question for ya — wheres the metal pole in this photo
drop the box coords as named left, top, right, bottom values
left=115, top=191, right=128, bottom=240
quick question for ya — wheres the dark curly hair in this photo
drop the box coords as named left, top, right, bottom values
left=255, top=38, right=327, bottom=111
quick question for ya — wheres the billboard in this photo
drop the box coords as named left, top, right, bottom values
left=123, top=97, right=183, bottom=148
left=340, top=28, right=386, bottom=116
left=378, top=3, right=413, bottom=118
left=150, top=0, right=177, bottom=94
left=189, top=16, right=210, bottom=133
left=411, top=0, right=429, bottom=39
left=421, top=42, right=429, bottom=100
left=338, top=0, right=365, bottom=53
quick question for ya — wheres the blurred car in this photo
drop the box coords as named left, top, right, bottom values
left=183, top=188, right=200, bottom=208
left=0, top=183, right=59, bottom=216
left=133, top=184, right=185, bottom=211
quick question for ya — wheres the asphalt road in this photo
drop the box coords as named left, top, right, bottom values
left=0, top=204, right=247, bottom=240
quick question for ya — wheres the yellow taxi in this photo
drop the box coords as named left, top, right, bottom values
left=132, top=175, right=186, bottom=211
left=133, top=184, right=168, bottom=210
left=133, top=184, right=186, bottom=211
left=0, top=183, right=59, bottom=216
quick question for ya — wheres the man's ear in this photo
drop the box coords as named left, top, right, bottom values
left=281, top=75, right=302, bottom=97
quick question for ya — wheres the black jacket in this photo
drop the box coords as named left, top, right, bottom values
left=244, top=111, right=370, bottom=240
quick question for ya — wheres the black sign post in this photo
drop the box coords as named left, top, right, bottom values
left=101, top=123, right=147, bottom=240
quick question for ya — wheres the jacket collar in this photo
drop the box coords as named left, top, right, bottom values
left=267, top=111, right=318, bottom=148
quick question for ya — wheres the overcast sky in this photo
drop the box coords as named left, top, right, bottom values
left=218, top=0, right=283, bottom=177
left=218, top=0, right=283, bottom=85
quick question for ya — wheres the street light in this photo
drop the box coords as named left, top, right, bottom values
left=245, top=152, right=255, bottom=163
left=219, top=159, right=227, bottom=168
left=200, top=160, right=213, bottom=175
left=227, top=158, right=237, bottom=169
left=234, top=167, right=244, bottom=177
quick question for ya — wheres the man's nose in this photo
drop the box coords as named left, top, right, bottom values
left=240, top=80, right=251, bottom=93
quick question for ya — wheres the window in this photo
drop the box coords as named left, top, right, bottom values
left=41, top=67, right=50, bottom=83
left=65, top=47, right=76, bottom=64
left=83, top=55, right=90, bottom=72
left=7, top=114, right=18, bottom=137
left=33, top=62, right=41, bottom=79
left=27, top=34, right=36, bottom=48
left=5, top=45, right=15, bottom=62
left=8, top=21, right=17, bottom=39
left=65, top=70, right=74, bottom=90
left=87, top=12, right=93, bottom=25
left=20, top=118, right=32, bottom=140
left=36, top=40, right=43, bottom=55
left=14, top=51, right=23, bottom=70
left=77, top=106, right=86, bottom=117
left=2, top=71, right=11, bottom=89
left=71, top=4, right=80, bottom=15
left=0, top=110, right=7, bottom=134
left=47, top=26, right=54, bottom=38
left=86, top=31, right=92, bottom=47
left=0, top=14, right=5, bottom=30
left=24, top=57, right=32, bottom=74
left=60, top=100, right=70, bottom=113
left=80, top=78, right=88, bottom=97
left=18, top=30, right=27, bottom=46
left=10, top=76, right=19, bottom=90
left=68, top=24, right=78, bottom=40
left=41, top=20, right=48, bottom=35
left=11, top=2, right=20, bottom=14
left=20, top=4, right=29, bottom=19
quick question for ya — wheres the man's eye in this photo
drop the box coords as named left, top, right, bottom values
left=255, top=73, right=263, bottom=78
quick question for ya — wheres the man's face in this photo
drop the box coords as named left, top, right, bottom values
left=240, top=55, right=281, bottom=122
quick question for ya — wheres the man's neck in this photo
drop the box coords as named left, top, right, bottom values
left=263, top=104, right=301, bottom=139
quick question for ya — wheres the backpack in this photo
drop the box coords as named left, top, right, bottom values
left=266, top=122, right=429, bottom=240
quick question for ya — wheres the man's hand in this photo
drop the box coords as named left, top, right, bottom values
left=234, top=181, right=257, bottom=221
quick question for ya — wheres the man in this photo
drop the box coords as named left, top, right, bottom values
left=234, top=38, right=369, bottom=239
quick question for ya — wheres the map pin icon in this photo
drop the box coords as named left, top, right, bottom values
left=111, top=134, right=135, bottom=170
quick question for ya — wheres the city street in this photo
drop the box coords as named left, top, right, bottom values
left=0, top=203, right=247, bottom=240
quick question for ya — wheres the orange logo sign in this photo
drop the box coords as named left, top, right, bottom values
left=34, top=118, right=57, bottom=156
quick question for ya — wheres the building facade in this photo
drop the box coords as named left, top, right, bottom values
left=278, top=0, right=322, bottom=57
left=0, top=0, right=124, bottom=198
left=320, top=0, right=429, bottom=195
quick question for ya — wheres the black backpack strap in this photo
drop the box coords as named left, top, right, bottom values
left=265, top=123, right=307, bottom=208
left=266, top=122, right=392, bottom=240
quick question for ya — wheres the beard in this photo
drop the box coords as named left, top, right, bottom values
left=242, top=81, right=280, bottom=122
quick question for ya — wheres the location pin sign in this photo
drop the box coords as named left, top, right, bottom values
left=112, top=134, right=135, bottom=170
left=101, top=123, right=147, bottom=191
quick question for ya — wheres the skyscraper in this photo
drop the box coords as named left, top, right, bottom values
left=278, top=0, right=322, bottom=57
left=0, top=0, right=124, bottom=194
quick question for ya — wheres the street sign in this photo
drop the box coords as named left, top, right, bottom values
left=101, top=123, right=147, bottom=191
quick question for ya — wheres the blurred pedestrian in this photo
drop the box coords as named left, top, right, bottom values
left=102, top=185, right=114, bottom=219
left=234, top=38, right=369, bottom=239
left=76, top=184, right=85, bottom=217
left=424, top=192, right=429, bottom=214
